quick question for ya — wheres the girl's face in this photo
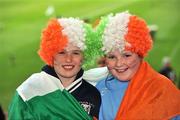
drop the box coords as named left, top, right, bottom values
left=53, top=44, right=83, bottom=81
left=106, top=50, right=142, bottom=81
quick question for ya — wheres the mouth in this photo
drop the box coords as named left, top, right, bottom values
left=116, top=68, right=128, bottom=73
left=62, top=65, right=75, bottom=70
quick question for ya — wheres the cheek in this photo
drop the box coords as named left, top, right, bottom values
left=53, top=60, right=61, bottom=68
left=130, top=59, right=138, bottom=66
left=126, top=58, right=141, bottom=70
left=53, top=58, right=58, bottom=65
left=53, top=55, right=63, bottom=64
left=106, top=60, right=115, bottom=69
left=126, top=60, right=135, bottom=67
left=53, top=57, right=62, bottom=65
left=74, top=57, right=83, bottom=65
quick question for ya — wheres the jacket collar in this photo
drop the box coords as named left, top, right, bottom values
left=41, top=65, right=84, bottom=93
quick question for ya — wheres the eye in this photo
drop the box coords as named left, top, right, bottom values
left=73, top=52, right=80, bottom=55
left=107, top=55, right=116, bottom=59
left=72, top=51, right=81, bottom=55
left=123, top=53, right=132, bottom=58
left=58, top=51, right=65, bottom=54
left=124, top=54, right=131, bottom=57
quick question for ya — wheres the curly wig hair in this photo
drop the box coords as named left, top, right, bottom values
left=38, top=19, right=68, bottom=66
left=101, top=11, right=153, bottom=57
left=125, top=15, right=153, bottom=57
left=38, top=17, right=86, bottom=66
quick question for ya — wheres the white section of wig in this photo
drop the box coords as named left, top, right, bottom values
left=102, top=11, right=131, bottom=53
left=58, top=18, right=86, bottom=50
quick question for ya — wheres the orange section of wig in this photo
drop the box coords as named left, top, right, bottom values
left=38, top=19, right=68, bottom=66
left=125, top=15, right=153, bottom=57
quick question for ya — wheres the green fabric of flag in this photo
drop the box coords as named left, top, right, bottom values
left=9, top=90, right=93, bottom=120
left=8, top=72, right=93, bottom=120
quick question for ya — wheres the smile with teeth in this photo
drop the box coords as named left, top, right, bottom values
left=116, top=68, right=128, bottom=73
left=62, top=65, right=74, bottom=70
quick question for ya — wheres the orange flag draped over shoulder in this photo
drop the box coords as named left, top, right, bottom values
left=115, top=61, right=180, bottom=120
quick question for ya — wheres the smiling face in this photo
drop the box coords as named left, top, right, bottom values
left=106, top=50, right=142, bottom=81
left=53, top=44, right=83, bottom=85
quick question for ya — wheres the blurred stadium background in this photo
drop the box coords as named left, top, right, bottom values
left=0, top=0, right=180, bottom=112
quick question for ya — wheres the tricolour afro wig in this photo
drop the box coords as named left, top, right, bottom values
left=38, top=18, right=87, bottom=66
left=101, top=11, right=153, bottom=57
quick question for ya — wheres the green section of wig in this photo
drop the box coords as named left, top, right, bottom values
left=83, top=15, right=110, bottom=70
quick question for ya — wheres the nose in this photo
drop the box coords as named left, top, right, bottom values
left=65, top=54, right=72, bottom=62
left=116, top=56, right=125, bottom=67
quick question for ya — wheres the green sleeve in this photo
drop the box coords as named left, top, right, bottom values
left=8, top=92, right=34, bottom=120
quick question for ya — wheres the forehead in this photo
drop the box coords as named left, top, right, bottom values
left=108, top=49, right=133, bottom=55
left=64, top=43, right=81, bottom=52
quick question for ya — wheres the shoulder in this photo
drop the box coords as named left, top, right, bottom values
left=82, top=79, right=97, bottom=91
left=146, top=63, right=171, bottom=87
left=17, top=71, right=62, bottom=101
left=17, top=72, right=44, bottom=94
left=8, top=92, right=34, bottom=119
left=82, top=80, right=100, bottom=93
left=152, top=70, right=172, bottom=86
left=83, top=67, right=109, bottom=82
left=148, top=67, right=179, bottom=94
left=95, top=77, right=107, bottom=90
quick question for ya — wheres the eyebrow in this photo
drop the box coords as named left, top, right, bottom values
left=63, top=49, right=82, bottom=52
left=72, top=50, right=82, bottom=52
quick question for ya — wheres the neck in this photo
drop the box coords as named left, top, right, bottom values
left=58, top=75, right=76, bottom=88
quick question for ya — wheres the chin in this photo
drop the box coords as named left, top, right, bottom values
left=63, top=74, right=76, bottom=78
left=116, top=76, right=130, bottom=81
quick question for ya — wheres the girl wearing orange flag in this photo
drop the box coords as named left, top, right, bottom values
left=96, top=11, right=180, bottom=120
